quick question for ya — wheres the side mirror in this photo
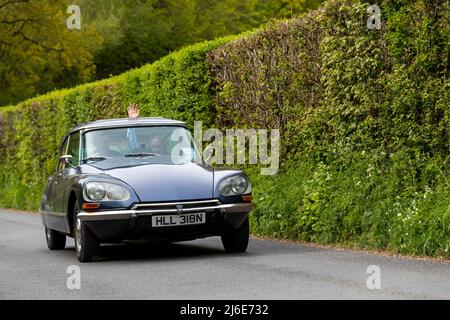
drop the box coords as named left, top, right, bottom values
left=59, top=155, right=73, bottom=164
left=59, top=154, right=79, bottom=173
left=59, top=155, right=76, bottom=170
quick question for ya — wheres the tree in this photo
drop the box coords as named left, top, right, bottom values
left=0, top=0, right=100, bottom=105
left=0, top=0, right=325, bottom=105
left=80, top=0, right=326, bottom=79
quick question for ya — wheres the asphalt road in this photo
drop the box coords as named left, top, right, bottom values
left=1, top=209, right=450, bottom=300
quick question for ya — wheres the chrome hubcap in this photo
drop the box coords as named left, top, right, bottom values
left=75, top=218, right=82, bottom=253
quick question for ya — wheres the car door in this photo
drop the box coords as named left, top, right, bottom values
left=53, top=131, right=80, bottom=217
left=45, top=137, right=68, bottom=212
left=43, top=136, right=69, bottom=232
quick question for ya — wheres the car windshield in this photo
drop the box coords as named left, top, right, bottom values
left=81, top=126, right=201, bottom=168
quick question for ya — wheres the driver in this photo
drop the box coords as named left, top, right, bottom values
left=86, top=134, right=111, bottom=157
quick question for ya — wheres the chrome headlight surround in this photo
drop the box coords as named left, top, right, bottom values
left=83, top=181, right=131, bottom=202
left=219, top=175, right=252, bottom=196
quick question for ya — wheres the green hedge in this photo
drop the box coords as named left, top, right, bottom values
left=208, top=0, right=450, bottom=256
left=1, top=0, right=449, bottom=257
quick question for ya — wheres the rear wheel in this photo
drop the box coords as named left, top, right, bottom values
left=45, top=227, right=66, bottom=250
left=73, top=201, right=99, bottom=262
left=221, top=217, right=249, bottom=253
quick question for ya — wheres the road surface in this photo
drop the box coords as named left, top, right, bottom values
left=1, top=209, right=450, bottom=299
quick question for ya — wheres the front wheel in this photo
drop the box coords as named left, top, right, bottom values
left=73, top=201, right=99, bottom=262
left=221, top=217, right=249, bottom=253
left=45, top=227, right=66, bottom=250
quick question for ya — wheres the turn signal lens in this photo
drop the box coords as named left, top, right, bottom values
left=82, top=203, right=100, bottom=210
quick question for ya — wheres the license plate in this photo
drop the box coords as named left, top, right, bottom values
left=152, top=212, right=206, bottom=227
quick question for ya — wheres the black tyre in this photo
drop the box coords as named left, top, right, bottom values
left=73, top=201, right=99, bottom=262
left=221, top=217, right=249, bottom=253
left=45, top=227, right=66, bottom=250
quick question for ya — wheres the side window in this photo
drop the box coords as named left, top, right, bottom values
left=67, top=132, right=80, bottom=167
left=58, top=137, right=69, bottom=171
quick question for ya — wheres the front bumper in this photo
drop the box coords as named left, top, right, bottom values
left=78, top=200, right=254, bottom=221
left=78, top=200, right=254, bottom=242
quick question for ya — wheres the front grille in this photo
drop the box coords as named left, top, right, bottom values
left=131, top=199, right=221, bottom=214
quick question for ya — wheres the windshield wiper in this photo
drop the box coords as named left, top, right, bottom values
left=80, top=156, right=108, bottom=163
left=124, top=152, right=158, bottom=158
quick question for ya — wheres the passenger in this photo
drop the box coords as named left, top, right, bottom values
left=126, top=103, right=167, bottom=155
left=148, top=134, right=167, bottom=154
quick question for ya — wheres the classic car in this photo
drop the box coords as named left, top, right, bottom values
left=40, top=118, right=254, bottom=262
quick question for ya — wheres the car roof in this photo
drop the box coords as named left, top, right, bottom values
left=69, top=117, right=187, bottom=134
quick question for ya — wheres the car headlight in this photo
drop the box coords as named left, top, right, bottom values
left=84, top=182, right=130, bottom=202
left=219, top=175, right=251, bottom=196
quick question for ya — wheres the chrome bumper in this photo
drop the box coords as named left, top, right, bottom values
left=77, top=201, right=254, bottom=221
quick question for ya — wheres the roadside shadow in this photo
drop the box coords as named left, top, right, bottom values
left=248, top=237, right=327, bottom=257
left=89, top=240, right=230, bottom=263
left=76, top=237, right=323, bottom=263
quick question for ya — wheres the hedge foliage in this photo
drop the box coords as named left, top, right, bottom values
left=208, top=0, right=450, bottom=256
left=0, top=0, right=449, bottom=257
